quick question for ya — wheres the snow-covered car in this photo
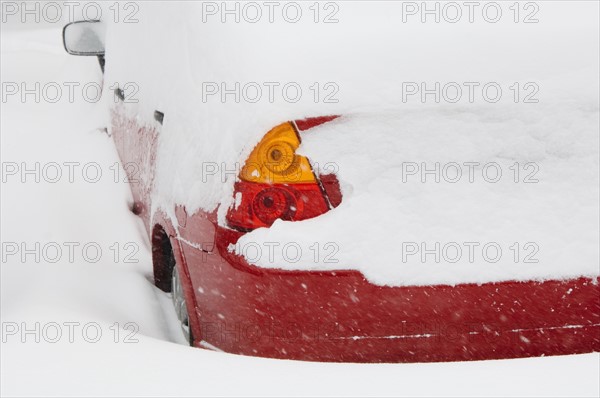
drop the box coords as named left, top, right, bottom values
left=61, top=3, right=599, bottom=362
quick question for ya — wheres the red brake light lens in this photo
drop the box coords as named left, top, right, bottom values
left=252, top=187, right=296, bottom=224
left=227, top=181, right=330, bottom=231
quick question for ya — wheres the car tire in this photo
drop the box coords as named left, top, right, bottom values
left=171, top=265, right=194, bottom=346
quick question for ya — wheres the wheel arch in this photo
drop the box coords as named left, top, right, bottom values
left=150, top=211, right=202, bottom=346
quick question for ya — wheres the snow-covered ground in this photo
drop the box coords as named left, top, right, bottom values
left=1, top=6, right=599, bottom=398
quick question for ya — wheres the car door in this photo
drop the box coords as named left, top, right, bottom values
left=110, top=86, right=160, bottom=234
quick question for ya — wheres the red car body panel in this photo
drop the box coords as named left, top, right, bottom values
left=111, top=106, right=600, bottom=363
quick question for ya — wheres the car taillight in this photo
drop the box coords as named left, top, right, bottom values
left=226, top=117, right=341, bottom=231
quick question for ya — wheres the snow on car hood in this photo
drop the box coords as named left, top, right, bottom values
left=102, top=2, right=599, bottom=285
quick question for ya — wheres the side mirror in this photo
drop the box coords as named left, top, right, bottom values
left=62, top=20, right=105, bottom=56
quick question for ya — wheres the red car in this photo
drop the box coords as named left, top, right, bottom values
left=63, top=19, right=599, bottom=363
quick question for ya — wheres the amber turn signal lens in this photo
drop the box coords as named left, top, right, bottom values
left=239, top=122, right=316, bottom=184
